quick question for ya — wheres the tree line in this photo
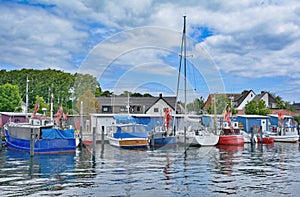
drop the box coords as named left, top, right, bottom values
left=0, top=69, right=101, bottom=114
left=0, top=69, right=154, bottom=115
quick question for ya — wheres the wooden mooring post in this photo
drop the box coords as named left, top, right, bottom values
left=30, top=128, right=35, bottom=156
left=0, top=127, right=2, bottom=151
left=250, top=127, right=255, bottom=144
left=101, top=126, right=104, bottom=145
left=92, top=127, right=96, bottom=155
left=151, top=131, right=154, bottom=147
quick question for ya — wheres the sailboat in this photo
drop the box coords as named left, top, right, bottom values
left=175, top=16, right=219, bottom=146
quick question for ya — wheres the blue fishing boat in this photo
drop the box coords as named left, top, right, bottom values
left=3, top=75, right=76, bottom=154
left=4, top=103, right=76, bottom=154
left=4, top=121, right=76, bottom=154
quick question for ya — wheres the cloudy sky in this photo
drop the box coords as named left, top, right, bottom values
left=1, top=0, right=300, bottom=103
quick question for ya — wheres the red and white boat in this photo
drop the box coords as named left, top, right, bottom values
left=218, top=106, right=244, bottom=146
left=218, top=122, right=244, bottom=146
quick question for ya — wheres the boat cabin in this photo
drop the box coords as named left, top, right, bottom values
left=268, top=114, right=298, bottom=135
left=107, top=124, right=148, bottom=139
left=236, top=115, right=269, bottom=133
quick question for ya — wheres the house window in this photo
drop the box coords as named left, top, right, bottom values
left=102, top=106, right=111, bottom=113
left=154, top=108, right=159, bottom=113
left=120, top=106, right=128, bottom=112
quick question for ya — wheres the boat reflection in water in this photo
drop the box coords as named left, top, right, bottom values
left=1, top=148, right=99, bottom=196
left=212, top=145, right=244, bottom=195
left=5, top=149, right=76, bottom=177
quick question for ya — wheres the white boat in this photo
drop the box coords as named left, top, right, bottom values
left=268, top=126, right=299, bottom=143
left=107, top=123, right=149, bottom=149
left=174, top=16, right=219, bottom=147
left=176, top=126, right=219, bottom=146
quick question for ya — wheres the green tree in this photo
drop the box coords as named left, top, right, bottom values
left=31, top=95, right=49, bottom=115
left=275, top=95, right=285, bottom=109
left=294, top=116, right=300, bottom=125
left=143, top=93, right=153, bottom=97
left=0, top=69, right=101, bottom=114
left=131, top=92, right=143, bottom=97
left=208, top=95, right=228, bottom=114
left=72, top=73, right=100, bottom=103
left=76, top=89, right=98, bottom=118
left=187, top=97, right=205, bottom=114
left=245, top=100, right=270, bottom=115
left=0, top=84, right=22, bottom=112
left=101, top=90, right=113, bottom=97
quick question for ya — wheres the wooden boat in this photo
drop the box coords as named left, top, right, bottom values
left=107, top=123, right=148, bottom=149
left=4, top=119, right=76, bottom=154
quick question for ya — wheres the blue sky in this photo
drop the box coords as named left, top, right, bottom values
left=1, top=0, right=300, bottom=103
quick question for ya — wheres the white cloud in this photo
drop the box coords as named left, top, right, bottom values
left=1, top=0, right=300, bottom=101
left=0, top=2, right=88, bottom=71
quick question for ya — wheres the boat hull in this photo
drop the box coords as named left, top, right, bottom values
left=149, top=136, right=176, bottom=146
left=257, top=136, right=274, bottom=144
left=218, top=135, right=244, bottom=145
left=176, top=132, right=219, bottom=146
left=108, top=137, right=148, bottom=149
left=272, top=135, right=299, bottom=143
left=5, top=130, right=76, bottom=154
left=149, top=132, right=176, bottom=146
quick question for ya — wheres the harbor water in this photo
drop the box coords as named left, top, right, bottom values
left=0, top=142, right=300, bottom=196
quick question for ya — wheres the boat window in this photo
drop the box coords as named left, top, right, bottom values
left=107, top=126, right=117, bottom=133
left=122, top=126, right=133, bottom=133
left=134, top=125, right=146, bottom=132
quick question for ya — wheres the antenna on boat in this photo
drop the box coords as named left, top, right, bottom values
left=126, top=93, right=131, bottom=119
left=50, top=93, right=54, bottom=123
left=25, top=75, right=29, bottom=121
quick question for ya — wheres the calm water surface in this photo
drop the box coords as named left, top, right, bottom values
left=0, top=142, right=300, bottom=196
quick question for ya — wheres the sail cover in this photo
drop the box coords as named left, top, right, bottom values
left=42, top=128, right=74, bottom=139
